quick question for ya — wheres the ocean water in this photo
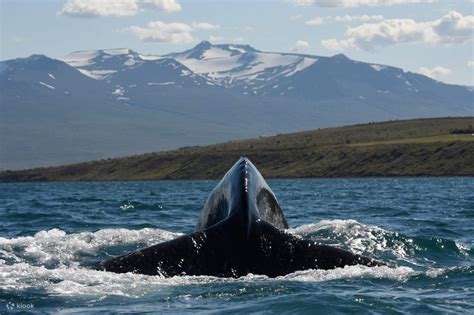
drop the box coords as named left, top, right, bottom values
left=0, top=178, right=472, bottom=314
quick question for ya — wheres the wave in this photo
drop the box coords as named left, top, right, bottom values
left=0, top=228, right=181, bottom=268
left=0, top=220, right=471, bottom=298
left=289, top=219, right=472, bottom=264
left=0, top=263, right=420, bottom=298
left=118, top=200, right=166, bottom=211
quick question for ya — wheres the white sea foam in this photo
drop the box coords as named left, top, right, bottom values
left=0, top=260, right=420, bottom=298
left=289, top=219, right=420, bottom=261
left=279, top=265, right=416, bottom=282
left=0, top=223, right=446, bottom=298
left=0, top=228, right=181, bottom=267
left=0, top=262, right=419, bottom=298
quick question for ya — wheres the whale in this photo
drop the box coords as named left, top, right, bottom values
left=101, top=157, right=383, bottom=277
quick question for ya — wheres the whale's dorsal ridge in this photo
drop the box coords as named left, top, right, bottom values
left=195, top=156, right=288, bottom=232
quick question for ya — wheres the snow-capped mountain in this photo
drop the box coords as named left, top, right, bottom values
left=59, top=47, right=216, bottom=103
left=58, top=41, right=473, bottom=109
left=1, top=42, right=472, bottom=170
left=59, top=48, right=148, bottom=80
left=166, top=41, right=318, bottom=91
left=0, top=54, right=110, bottom=105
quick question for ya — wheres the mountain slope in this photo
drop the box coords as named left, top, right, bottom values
left=0, top=55, right=265, bottom=169
left=1, top=42, right=473, bottom=170
left=1, top=117, right=472, bottom=182
left=60, top=42, right=473, bottom=120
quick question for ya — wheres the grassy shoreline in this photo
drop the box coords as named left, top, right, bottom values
left=1, top=117, right=473, bottom=182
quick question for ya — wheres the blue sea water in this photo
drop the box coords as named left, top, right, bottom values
left=0, top=178, right=472, bottom=314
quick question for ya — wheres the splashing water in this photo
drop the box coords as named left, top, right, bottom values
left=0, top=178, right=473, bottom=313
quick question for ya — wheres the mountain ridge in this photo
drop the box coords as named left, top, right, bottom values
left=55, top=41, right=472, bottom=88
left=1, top=41, right=472, bottom=170
left=3, top=41, right=472, bottom=90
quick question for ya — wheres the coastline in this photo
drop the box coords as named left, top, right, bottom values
left=2, top=117, right=473, bottom=182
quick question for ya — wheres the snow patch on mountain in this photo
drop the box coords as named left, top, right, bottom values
left=138, top=54, right=161, bottom=61
left=78, top=69, right=117, bottom=80
left=112, top=87, right=124, bottom=96
left=60, top=50, right=100, bottom=67
left=181, top=69, right=192, bottom=76
left=175, top=54, right=241, bottom=77
left=148, top=82, right=175, bottom=85
left=284, top=58, right=318, bottom=77
left=102, top=48, right=130, bottom=56
left=124, top=58, right=139, bottom=66
left=39, top=81, right=55, bottom=89
left=203, top=47, right=234, bottom=59
left=228, top=45, right=247, bottom=54
left=371, top=64, right=385, bottom=71
left=60, top=49, right=143, bottom=79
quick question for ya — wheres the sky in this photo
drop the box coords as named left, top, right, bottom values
left=1, top=0, right=473, bottom=86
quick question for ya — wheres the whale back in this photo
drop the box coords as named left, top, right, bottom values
left=195, top=157, right=288, bottom=231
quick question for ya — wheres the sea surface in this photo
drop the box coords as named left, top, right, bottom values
left=0, top=178, right=472, bottom=314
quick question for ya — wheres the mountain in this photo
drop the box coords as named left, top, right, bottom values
left=0, top=54, right=261, bottom=169
left=1, top=42, right=472, bottom=170
left=165, top=41, right=316, bottom=90
left=165, top=42, right=472, bottom=117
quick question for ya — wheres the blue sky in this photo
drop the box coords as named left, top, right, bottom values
left=1, top=0, right=473, bottom=85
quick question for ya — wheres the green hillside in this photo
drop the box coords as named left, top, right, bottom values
left=1, top=117, right=473, bottom=182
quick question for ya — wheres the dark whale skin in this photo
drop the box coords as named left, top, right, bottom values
left=101, top=157, right=383, bottom=277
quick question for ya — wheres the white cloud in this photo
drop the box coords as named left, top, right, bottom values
left=322, top=19, right=429, bottom=50
left=60, top=0, right=138, bottom=17
left=468, top=60, right=474, bottom=67
left=12, top=36, right=27, bottom=43
left=209, top=35, right=224, bottom=42
left=129, top=20, right=221, bottom=43
left=290, top=14, right=303, bottom=21
left=140, top=0, right=181, bottom=12
left=321, top=11, right=474, bottom=51
left=292, top=0, right=318, bottom=6
left=419, top=66, right=452, bottom=79
left=293, top=40, right=310, bottom=52
left=305, top=17, right=324, bottom=25
left=209, top=35, right=245, bottom=43
left=292, top=0, right=432, bottom=7
left=129, top=21, right=194, bottom=43
left=334, top=15, right=384, bottom=22
left=59, top=0, right=181, bottom=17
left=303, top=15, right=384, bottom=27
left=432, top=10, right=474, bottom=44
left=321, top=39, right=347, bottom=50
left=192, top=22, right=220, bottom=30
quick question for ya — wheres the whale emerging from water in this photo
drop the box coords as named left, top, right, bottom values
left=101, top=157, right=383, bottom=277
